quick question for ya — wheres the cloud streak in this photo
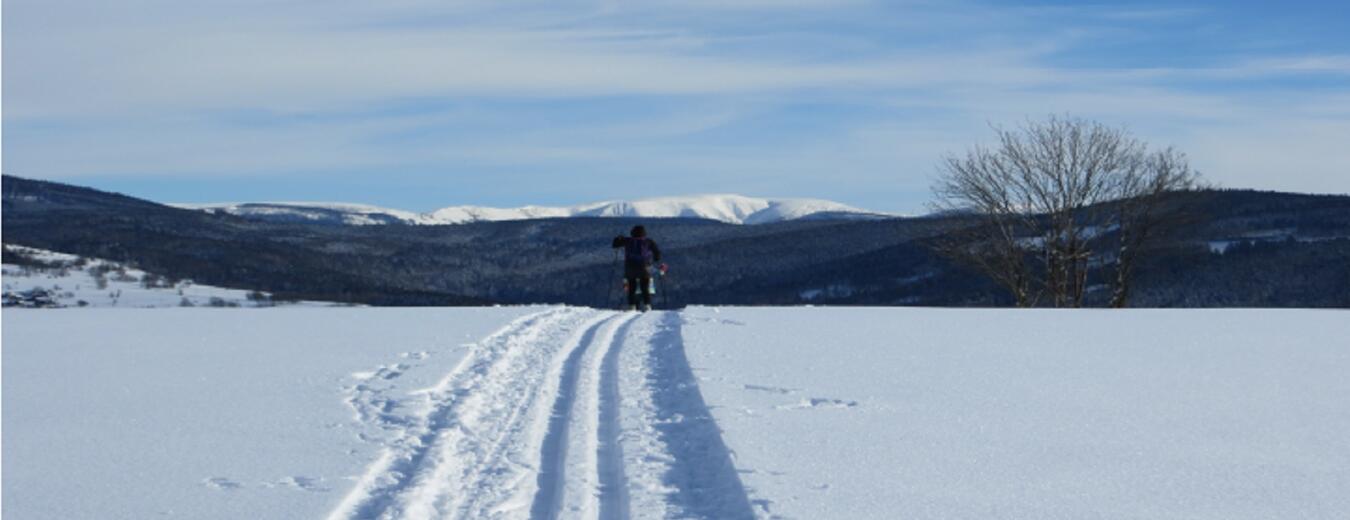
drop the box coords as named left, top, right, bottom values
left=4, top=0, right=1349, bottom=212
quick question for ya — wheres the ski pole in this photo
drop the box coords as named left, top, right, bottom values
left=657, top=263, right=670, bottom=309
left=605, top=248, right=620, bottom=309
left=660, top=272, right=668, bottom=309
left=667, top=271, right=676, bottom=309
left=669, top=264, right=680, bottom=305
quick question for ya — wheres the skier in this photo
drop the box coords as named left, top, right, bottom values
left=611, top=225, right=665, bottom=311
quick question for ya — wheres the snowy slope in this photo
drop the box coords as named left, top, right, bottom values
left=1, top=245, right=335, bottom=308
left=172, top=202, right=441, bottom=226
left=6, top=307, right=1347, bottom=519
left=177, top=194, right=890, bottom=226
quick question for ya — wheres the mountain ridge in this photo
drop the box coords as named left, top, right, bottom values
left=172, top=194, right=893, bottom=226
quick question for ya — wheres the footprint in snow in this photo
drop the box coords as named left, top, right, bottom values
left=775, top=397, right=859, bottom=410
left=202, top=477, right=243, bottom=490
left=682, top=316, right=747, bottom=327
left=743, top=384, right=800, bottom=395
left=381, top=364, right=409, bottom=379
left=256, top=475, right=330, bottom=492
left=276, top=476, right=330, bottom=492
left=350, top=364, right=406, bottom=381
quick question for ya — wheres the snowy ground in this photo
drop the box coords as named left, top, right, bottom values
left=4, top=306, right=1349, bottom=519
left=2, top=307, right=540, bottom=519
left=2, top=244, right=334, bottom=308
left=680, top=307, right=1350, bottom=519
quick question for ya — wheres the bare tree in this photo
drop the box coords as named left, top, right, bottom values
left=1106, top=147, right=1202, bottom=307
left=931, top=115, right=1202, bottom=307
left=930, top=151, right=1042, bottom=306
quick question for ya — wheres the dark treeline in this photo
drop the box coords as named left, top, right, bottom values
left=3, top=176, right=1348, bottom=308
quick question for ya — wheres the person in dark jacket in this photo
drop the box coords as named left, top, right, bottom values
left=612, top=225, right=663, bottom=311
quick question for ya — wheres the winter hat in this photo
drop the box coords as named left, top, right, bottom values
left=631, top=225, right=647, bottom=238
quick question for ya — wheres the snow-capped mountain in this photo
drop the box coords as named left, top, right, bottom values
left=174, top=194, right=892, bottom=226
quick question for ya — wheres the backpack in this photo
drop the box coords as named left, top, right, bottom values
left=625, top=237, right=653, bottom=265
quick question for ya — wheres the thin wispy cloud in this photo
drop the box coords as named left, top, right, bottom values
left=4, top=0, right=1348, bottom=212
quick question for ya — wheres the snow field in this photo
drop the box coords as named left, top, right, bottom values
left=6, top=305, right=756, bottom=520
left=6, top=306, right=1348, bottom=519
left=678, top=307, right=1350, bottom=519
left=2, top=307, right=541, bottom=519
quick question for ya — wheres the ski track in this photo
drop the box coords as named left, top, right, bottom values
left=326, top=307, right=754, bottom=520
left=596, top=317, right=638, bottom=520
left=620, top=312, right=758, bottom=520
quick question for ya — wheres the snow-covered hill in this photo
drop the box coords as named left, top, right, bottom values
left=171, top=202, right=439, bottom=226
left=2, top=244, right=337, bottom=308
left=175, top=194, right=891, bottom=226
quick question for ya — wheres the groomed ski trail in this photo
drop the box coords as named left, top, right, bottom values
left=327, top=307, right=755, bottom=520
left=528, top=311, right=636, bottom=520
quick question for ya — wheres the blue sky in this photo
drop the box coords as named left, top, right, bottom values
left=4, top=0, right=1349, bottom=214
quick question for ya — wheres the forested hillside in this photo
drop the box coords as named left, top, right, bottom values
left=4, top=175, right=1348, bottom=307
